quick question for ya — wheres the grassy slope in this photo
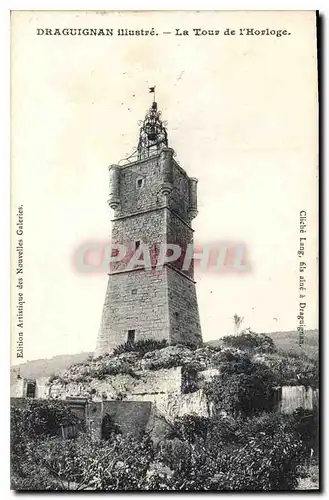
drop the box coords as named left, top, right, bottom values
left=208, top=329, right=319, bottom=360
left=267, top=330, right=318, bottom=359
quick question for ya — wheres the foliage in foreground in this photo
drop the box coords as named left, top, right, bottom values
left=11, top=402, right=309, bottom=491
left=11, top=400, right=83, bottom=482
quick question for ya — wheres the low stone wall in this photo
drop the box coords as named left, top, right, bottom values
left=49, top=367, right=182, bottom=401
left=126, top=389, right=211, bottom=421
left=278, top=386, right=318, bottom=414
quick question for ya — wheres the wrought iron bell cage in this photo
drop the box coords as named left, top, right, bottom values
left=137, top=101, right=168, bottom=160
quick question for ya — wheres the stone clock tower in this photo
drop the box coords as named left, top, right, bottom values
left=95, top=97, right=202, bottom=355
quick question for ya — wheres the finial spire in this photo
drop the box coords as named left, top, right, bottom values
left=137, top=87, right=168, bottom=160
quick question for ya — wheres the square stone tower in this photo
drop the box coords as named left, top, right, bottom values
left=95, top=99, right=202, bottom=355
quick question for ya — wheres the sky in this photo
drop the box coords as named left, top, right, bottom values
left=11, top=10, right=318, bottom=363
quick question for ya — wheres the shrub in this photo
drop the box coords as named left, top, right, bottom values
left=292, top=407, right=319, bottom=457
left=48, top=374, right=57, bottom=384
left=113, top=339, right=168, bottom=357
left=153, top=412, right=305, bottom=491
left=11, top=400, right=82, bottom=440
left=75, top=374, right=91, bottom=383
left=221, top=330, right=276, bottom=353
left=106, top=361, right=140, bottom=379
left=153, top=424, right=304, bottom=490
left=181, top=363, right=200, bottom=394
left=268, top=352, right=318, bottom=387
left=204, top=352, right=276, bottom=416
left=87, top=361, right=139, bottom=380
left=11, top=399, right=84, bottom=481
left=147, top=357, right=183, bottom=371
left=166, top=415, right=210, bottom=442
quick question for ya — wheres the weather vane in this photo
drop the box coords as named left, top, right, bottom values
left=149, top=85, right=156, bottom=102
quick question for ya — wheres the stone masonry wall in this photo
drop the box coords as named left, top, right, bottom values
left=115, top=156, right=195, bottom=221
left=117, top=156, right=163, bottom=217
left=110, top=209, right=166, bottom=272
left=96, top=268, right=169, bottom=354
left=166, top=266, right=202, bottom=346
left=166, top=209, right=194, bottom=279
left=168, top=160, right=191, bottom=222
left=48, top=367, right=211, bottom=423
left=49, top=367, right=182, bottom=401
left=130, top=390, right=211, bottom=421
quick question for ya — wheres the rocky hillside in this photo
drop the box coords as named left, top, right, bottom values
left=49, top=333, right=318, bottom=390
left=11, top=329, right=318, bottom=380
left=50, top=345, right=220, bottom=385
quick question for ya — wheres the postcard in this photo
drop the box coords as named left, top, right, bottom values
left=11, top=10, right=319, bottom=491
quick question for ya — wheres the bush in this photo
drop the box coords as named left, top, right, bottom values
left=147, top=356, right=183, bottom=371
left=48, top=374, right=57, bottom=384
left=221, top=330, right=276, bottom=354
left=204, top=352, right=276, bottom=416
left=266, top=352, right=318, bottom=387
left=11, top=400, right=84, bottom=483
left=293, top=407, right=319, bottom=457
left=166, top=415, right=210, bottom=442
left=113, top=339, right=168, bottom=357
left=85, top=360, right=140, bottom=380
left=181, top=363, right=200, bottom=394
left=75, top=374, right=91, bottom=383
left=11, top=400, right=82, bottom=440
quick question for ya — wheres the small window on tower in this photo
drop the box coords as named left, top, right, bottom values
left=135, top=240, right=141, bottom=250
left=132, top=289, right=137, bottom=295
left=127, top=330, right=135, bottom=344
left=137, top=178, right=144, bottom=188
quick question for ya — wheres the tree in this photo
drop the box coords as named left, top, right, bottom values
left=233, top=314, right=244, bottom=336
